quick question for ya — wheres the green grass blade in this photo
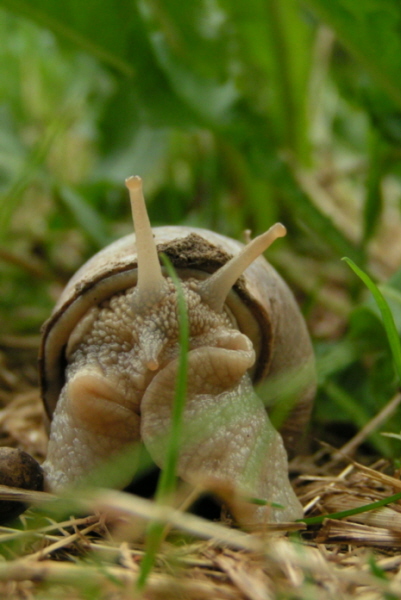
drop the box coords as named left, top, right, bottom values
left=136, top=520, right=165, bottom=591
left=362, top=132, right=385, bottom=245
left=343, top=257, right=401, bottom=385
left=155, top=255, right=189, bottom=501
left=136, top=254, right=189, bottom=590
left=300, top=490, right=401, bottom=526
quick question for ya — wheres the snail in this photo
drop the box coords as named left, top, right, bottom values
left=3, top=176, right=316, bottom=525
left=0, top=448, right=43, bottom=521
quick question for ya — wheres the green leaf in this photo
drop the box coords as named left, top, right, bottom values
left=57, top=185, right=111, bottom=249
left=304, top=0, right=401, bottom=110
left=138, top=0, right=238, bottom=124
left=0, top=0, right=202, bottom=129
left=0, top=0, right=135, bottom=75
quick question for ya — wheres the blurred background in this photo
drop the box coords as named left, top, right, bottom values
left=1, top=0, right=401, bottom=459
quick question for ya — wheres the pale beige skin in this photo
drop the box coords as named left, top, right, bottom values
left=41, top=177, right=314, bottom=525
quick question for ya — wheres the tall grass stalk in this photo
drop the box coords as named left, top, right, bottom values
left=136, top=255, right=189, bottom=590
left=343, top=257, right=401, bottom=386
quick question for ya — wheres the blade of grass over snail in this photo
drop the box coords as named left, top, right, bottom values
left=342, top=257, right=401, bottom=385
left=155, top=253, right=189, bottom=501
left=137, top=253, right=189, bottom=591
left=199, top=223, right=287, bottom=312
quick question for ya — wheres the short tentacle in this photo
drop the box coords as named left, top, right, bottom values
left=198, top=223, right=286, bottom=313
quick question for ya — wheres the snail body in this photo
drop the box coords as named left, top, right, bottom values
left=39, top=177, right=316, bottom=525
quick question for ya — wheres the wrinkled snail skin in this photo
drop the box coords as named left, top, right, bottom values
left=39, top=176, right=316, bottom=525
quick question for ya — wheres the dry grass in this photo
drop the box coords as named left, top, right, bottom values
left=2, top=341, right=401, bottom=599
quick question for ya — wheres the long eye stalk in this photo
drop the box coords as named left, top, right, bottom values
left=125, top=176, right=167, bottom=308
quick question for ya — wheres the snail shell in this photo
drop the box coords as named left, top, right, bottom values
left=0, top=448, right=43, bottom=522
left=39, top=177, right=316, bottom=525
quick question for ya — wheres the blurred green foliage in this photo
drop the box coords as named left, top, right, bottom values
left=1, top=0, right=401, bottom=456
